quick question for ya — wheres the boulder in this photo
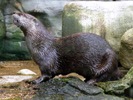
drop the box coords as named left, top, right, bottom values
left=119, top=28, right=133, bottom=69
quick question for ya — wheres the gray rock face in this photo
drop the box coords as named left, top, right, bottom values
left=33, top=78, right=124, bottom=100
left=0, top=0, right=31, bottom=60
left=119, top=28, right=133, bottom=69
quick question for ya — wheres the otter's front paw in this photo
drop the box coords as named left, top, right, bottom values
left=32, top=76, right=46, bottom=84
left=26, top=75, right=52, bottom=84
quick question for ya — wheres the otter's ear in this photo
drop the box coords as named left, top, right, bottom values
left=33, top=19, right=39, bottom=26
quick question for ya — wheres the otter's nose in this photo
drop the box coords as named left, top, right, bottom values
left=12, top=13, right=20, bottom=25
left=12, top=13, right=18, bottom=19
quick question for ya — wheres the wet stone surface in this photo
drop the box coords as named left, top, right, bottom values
left=33, top=78, right=124, bottom=100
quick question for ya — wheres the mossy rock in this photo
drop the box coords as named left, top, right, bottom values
left=97, top=67, right=133, bottom=95
left=0, top=40, right=31, bottom=60
left=2, top=40, right=28, bottom=53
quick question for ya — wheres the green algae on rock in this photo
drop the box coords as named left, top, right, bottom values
left=97, top=67, right=133, bottom=95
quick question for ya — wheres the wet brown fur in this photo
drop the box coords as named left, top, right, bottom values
left=12, top=12, right=121, bottom=84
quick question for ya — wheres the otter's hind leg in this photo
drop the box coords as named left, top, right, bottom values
left=93, top=49, right=119, bottom=81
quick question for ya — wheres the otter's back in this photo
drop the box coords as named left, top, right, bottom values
left=57, top=33, right=113, bottom=74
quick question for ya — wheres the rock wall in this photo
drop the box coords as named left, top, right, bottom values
left=0, top=0, right=30, bottom=60
left=0, top=0, right=133, bottom=69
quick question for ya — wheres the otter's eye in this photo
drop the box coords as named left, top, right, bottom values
left=33, top=19, right=39, bottom=26
left=16, top=19, right=19, bottom=22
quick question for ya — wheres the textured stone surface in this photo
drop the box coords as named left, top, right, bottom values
left=33, top=78, right=124, bottom=100
left=119, top=28, right=133, bottom=69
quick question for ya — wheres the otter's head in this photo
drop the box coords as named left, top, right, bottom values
left=12, top=12, right=39, bottom=32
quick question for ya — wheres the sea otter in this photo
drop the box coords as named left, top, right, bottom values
left=12, top=12, right=121, bottom=84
